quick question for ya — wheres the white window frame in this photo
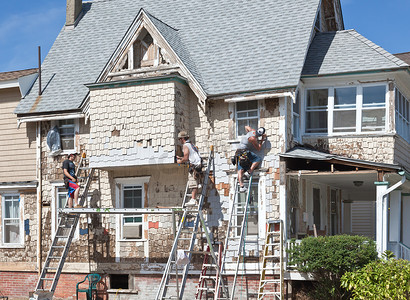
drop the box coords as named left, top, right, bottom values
left=1, top=193, right=23, bottom=247
left=51, top=183, right=79, bottom=240
left=292, top=91, right=301, bottom=141
left=304, top=83, right=388, bottom=136
left=51, top=119, right=79, bottom=154
left=395, top=88, right=410, bottom=143
left=235, top=100, right=260, bottom=138
left=115, top=177, right=150, bottom=241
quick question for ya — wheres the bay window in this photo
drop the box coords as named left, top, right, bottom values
left=305, top=84, right=387, bottom=135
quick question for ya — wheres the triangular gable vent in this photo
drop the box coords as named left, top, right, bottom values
left=115, top=28, right=171, bottom=72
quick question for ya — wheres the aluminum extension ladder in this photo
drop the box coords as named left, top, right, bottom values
left=216, top=175, right=254, bottom=300
left=34, top=154, right=95, bottom=300
left=257, top=220, right=284, bottom=300
left=155, top=146, right=216, bottom=300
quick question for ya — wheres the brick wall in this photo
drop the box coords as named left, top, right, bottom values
left=0, top=271, right=98, bottom=300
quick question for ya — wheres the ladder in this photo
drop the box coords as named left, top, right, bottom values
left=34, top=155, right=95, bottom=300
left=216, top=175, right=254, bottom=300
left=155, top=147, right=216, bottom=300
left=195, top=242, right=225, bottom=300
left=257, top=220, right=284, bottom=300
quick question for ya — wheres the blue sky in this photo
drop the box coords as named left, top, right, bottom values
left=0, top=0, right=409, bottom=72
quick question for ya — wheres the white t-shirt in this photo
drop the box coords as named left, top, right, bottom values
left=184, top=141, right=201, bottom=166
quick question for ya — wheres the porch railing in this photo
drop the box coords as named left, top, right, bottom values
left=285, top=239, right=302, bottom=270
left=387, top=241, right=410, bottom=261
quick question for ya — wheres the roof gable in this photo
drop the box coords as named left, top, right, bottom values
left=99, top=9, right=206, bottom=101
left=16, top=0, right=321, bottom=115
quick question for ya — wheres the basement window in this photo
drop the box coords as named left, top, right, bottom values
left=110, top=274, right=129, bottom=289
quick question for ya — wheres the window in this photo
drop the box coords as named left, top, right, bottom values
left=362, top=86, right=386, bottom=132
left=2, top=194, right=22, bottom=245
left=116, top=177, right=149, bottom=240
left=58, top=119, right=75, bottom=151
left=395, top=88, right=410, bottom=143
left=236, top=181, right=258, bottom=237
left=306, top=89, right=328, bottom=133
left=292, top=91, right=301, bottom=140
left=305, top=85, right=387, bottom=135
left=333, top=87, right=356, bottom=133
left=236, top=101, right=259, bottom=136
left=288, top=178, right=299, bottom=238
left=330, top=189, right=339, bottom=236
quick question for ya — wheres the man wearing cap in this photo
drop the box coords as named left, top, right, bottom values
left=62, top=153, right=81, bottom=208
left=236, top=126, right=266, bottom=192
left=176, top=131, right=202, bottom=207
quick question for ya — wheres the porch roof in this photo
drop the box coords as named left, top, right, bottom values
left=280, top=147, right=404, bottom=172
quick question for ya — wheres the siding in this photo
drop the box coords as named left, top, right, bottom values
left=0, top=87, right=36, bottom=183
left=351, top=201, right=376, bottom=238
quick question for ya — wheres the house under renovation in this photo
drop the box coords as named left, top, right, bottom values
left=0, top=0, right=409, bottom=299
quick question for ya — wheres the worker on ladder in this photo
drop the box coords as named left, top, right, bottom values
left=176, top=131, right=203, bottom=206
left=62, top=152, right=82, bottom=208
left=234, top=126, right=267, bottom=192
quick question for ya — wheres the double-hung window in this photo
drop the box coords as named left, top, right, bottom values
left=306, top=89, right=328, bottom=133
left=116, top=177, right=149, bottom=240
left=395, top=88, right=410, bottom=142
left=2, top=194, right=22, bottom=246
left=58, top=119, right=75, bottom=151
left=333, top=87, right=356, bottom=133
left=236, top=101, right=259, bottom=137
left=305, top=85, right=387, bottom=135
left=361, top=86, right=386, bottom=132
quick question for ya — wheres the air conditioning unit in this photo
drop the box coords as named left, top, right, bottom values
left=122, top=223, right=142, bottom=239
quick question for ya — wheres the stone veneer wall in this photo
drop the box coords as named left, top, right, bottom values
left=302, top=135, right=396, bottom=163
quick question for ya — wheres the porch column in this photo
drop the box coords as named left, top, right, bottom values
left=375, top=182, right=389, bottom=255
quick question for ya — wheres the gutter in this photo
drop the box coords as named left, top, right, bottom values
left=301, top=67, right=409, bottom=79
left=17, top=112, right=84, bottom=127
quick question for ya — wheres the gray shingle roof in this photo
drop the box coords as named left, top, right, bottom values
left=302, top=29, right=409, bottom=76
left=16, top=0, right=321, bottom=115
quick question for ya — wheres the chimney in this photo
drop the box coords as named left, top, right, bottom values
left=66, top=0, right=83, bottom=27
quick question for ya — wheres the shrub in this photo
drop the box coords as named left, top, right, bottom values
left=287, top=235, right=378, bottom=299
left=341, top=256, right=410, bottom=300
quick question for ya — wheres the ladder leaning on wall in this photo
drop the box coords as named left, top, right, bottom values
left=155, top=146, right=217, bottom=300
left=215, top=175, right=254, bottom=300
left=257, top=219, right=284, bottom=300
left=34, top=154, right=95, bottom=300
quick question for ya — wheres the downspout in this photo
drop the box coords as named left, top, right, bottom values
left=377, top=171, right=408, bottom=255
left=36, top=121, right=42, bottom=274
